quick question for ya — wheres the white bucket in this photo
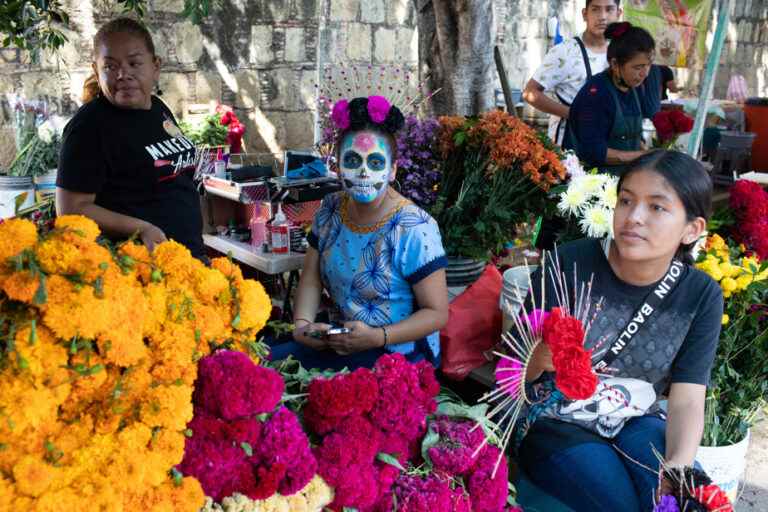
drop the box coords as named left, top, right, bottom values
left=33, top=169, right=57, bottom=199
left=0, top=176, right=35, bottom=219
left=500, top=265, right=538, bottom=332
left=695, top=430, right=751, bottom=504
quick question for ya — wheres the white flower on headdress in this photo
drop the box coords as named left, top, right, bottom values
left=579, top=205, right=613, bottom=239
left=558, top=185, right=588, bottom=216
left=562, top=152, right=585, bottom=178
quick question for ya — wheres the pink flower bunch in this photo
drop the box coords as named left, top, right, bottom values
left=729, top=180, right=768, bottom=259
left=389, top=474, right=471, bottom=512
left=194, top=350, right=284, bottom=420
left=367, top=95, right=392, bottom=124
left=466, top=445, right=510, bottom=512
left=331, top=99, right=351, bottom=131
left=427, top=417, right=486, bottom=475
left=179, top=352, right=315, bottom=502
left=306, top=354, right=440, bottom=511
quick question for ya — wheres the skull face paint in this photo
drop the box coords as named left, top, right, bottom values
left=339, top=130, right=392, bottom=203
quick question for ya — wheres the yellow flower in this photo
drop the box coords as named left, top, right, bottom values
left=0, top=218, right=37, bottom=264
left=153, top=240, right=194, bottom=280
left=139, top=384, right=193, bottom=430
left=211, top=257, right=244, bottom=283
left=42, top=275, right=111, bottom=341
left=722, top=314, right=729, bottom=325
left=53, top=215, right=101, bottom=243
left=1, top=270, right=40, bottom=304
left=193, top=265, right=231, bottom=305
left=736, top=274, right=754, bottom=291
left=720, top=277, right=737, bottom=293
left=234, top=279, right=272, bottom=333
left=12, top=455, right=56, bottom=497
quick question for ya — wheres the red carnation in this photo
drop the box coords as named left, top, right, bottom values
left=653, top=111, right=676, bottom=142
left=693, top=484, right=733, bottom=512
left=542, top=307, right=586, bottom=353
left=669, top=109, right=694, bottom=134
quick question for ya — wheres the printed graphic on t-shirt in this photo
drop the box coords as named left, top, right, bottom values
left=144, top=114, right=197, bottom=181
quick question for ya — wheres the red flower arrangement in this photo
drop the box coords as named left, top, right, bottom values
left=729, top=179, right=768, bottom=259
left=652, top=109, right=694, bottom=146
left=216, top=105, right=246, bottom=153
left=305, top=354, right=517, bottom=512
left=178, top=351, right=316, bottom=502
left=542, top=307, right=598, bottom=400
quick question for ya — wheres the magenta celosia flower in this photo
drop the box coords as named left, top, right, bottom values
left=177, top=437, right=250, bottom=501
left=304, top=367, right=380, bottom=435
left=367, top=95, right=391, bottom=123
left=331, top=99, right=351, bottom=130
left=427, top=417, right=486, bottom=475
left=257, top=406, right=317, bottom=496
left=390, top=473, right=471, bottom=512
left=195, top=350, right=284, bottom=420
left=226, top=417, right=262, bottom=447
left=467, top=445, right=509, bottom=512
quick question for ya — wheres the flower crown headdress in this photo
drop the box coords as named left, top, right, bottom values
left=316, top=65, right=435, bottom=144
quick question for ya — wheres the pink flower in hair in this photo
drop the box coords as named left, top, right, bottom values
left=331, top=99, right=351, bottom=130
left=367, top=95, right=391, bottom=124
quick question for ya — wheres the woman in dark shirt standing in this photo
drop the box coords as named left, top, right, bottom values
left=566, top=22, right=657, bottom=175
left=56, top=17, right=204, bottom=258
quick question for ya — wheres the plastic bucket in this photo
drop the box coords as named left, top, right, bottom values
left=695, top=429, right=751, bottom=504
left=0, top=175, right=35, bottom=219
left=446, top=258, right=487, bottom=287
left=500, top=265, right=538, bottom=332
left=33, top=169, right=57, bottom=199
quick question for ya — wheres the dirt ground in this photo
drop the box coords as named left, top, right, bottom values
left=736, top=419, right=768, bottom=511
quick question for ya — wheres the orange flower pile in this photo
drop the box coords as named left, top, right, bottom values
left=439, top=111, right=566, bottom=190
left=0, top=216, right=271, bottom=511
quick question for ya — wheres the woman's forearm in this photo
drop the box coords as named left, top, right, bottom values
left=292, top=279, right=322, bottom=324
left=665, top=395, right=705, bottom=466
left=380, top=307, right=447, bottom=346
left=56, top=188, right=149, bottom=238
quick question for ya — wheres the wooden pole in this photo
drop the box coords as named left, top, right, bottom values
left=494, top=45, right=517, bottom=116
left=687, top=0, right=732, bottom=158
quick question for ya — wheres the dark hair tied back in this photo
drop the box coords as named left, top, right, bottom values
left=605, top=22, right=655, bottom=65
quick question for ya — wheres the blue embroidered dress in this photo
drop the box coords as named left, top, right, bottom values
left=307, top=192, right=447, bottom=360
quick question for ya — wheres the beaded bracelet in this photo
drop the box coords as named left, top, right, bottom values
left=381, top=326, right=389, bottom=347
left=294, top=317, right=313, bottom=327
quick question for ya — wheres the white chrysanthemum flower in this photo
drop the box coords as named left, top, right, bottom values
left=558, top=185, right=588, bottom=216
left=571, top=174, right=610, bottom=198
left=599, top=177, right=619, bottom=209
left=562, top=152, right=585, bottom=178
left=579, top=205, right=614, bottom=238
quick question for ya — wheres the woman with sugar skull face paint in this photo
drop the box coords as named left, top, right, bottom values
left=268, top=96, right=449, bottom=370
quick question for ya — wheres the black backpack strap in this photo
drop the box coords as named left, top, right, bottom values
left=574, top=37, right=593, bottom=79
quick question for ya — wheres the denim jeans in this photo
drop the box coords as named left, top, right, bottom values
left=520, top=415, right=666, bottom=512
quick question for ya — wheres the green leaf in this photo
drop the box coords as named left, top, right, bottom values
left=33, top=274, right=47, bottom=305
left=14, top=192, right=28, bottom=213
left=231, top=313, right=241, bottom=328
left=420, top=423, right=440, bottom=469
left=376, top=452, right=406, bottom=472
left=171, top=467, right=184, bottom=487
left=183, top=428, right=193, bottom=437
left=28, top=319, right=37, bottom=345
left=240, top=442, right=253, bottom=457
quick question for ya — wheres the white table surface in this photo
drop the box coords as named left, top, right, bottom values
left=203, top=234, right=304, bottom=275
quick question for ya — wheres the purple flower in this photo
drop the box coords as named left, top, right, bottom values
left=427, top=417, right=486, bottom=475
left=331, top=99, right=351, bottom=130
left=257, top=406, right=317, bottom=495
left=368, top=95, right=391, bottom=123
left=654, top=495, right=681, bottom=512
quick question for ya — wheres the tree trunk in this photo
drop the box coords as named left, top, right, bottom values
left=416, top=0, right=495, bottom=116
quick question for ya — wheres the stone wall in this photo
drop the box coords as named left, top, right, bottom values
left=0, top=0, right=766, bottom=166
left=0, top=0, right=418, bottom=166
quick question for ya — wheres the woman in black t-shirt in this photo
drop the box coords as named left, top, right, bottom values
left=56, top=17, right=204, bottom=258
left=517, top=151, right=723, bottom=512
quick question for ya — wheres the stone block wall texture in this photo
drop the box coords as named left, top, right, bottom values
left=0, top=0, right=418, bottom=163
left=0, top=0, right=765, bottom=163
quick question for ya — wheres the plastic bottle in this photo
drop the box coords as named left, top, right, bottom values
left=249, top=204, right=268, bottom=250
left=270, top=203, right=290, bottom=254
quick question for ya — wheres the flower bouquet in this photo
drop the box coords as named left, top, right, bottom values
left=652, top=109, right=694, bottom=150
left=556, top=171, right=619, bottom=240
left=695, top=234, right=768, bottom=447
left=432, top=111, right=566, bottom=260
left=180, top=105, right=246, bottom=153
left=655, top=465, right=734, bottom=512
left=0, top=216, right=272, bottom=510
left=727, top=180, right=768, bottom=259
left=395, top=115, right=442, bottom=210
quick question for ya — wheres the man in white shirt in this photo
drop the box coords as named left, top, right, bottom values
left=523, top=0, right=622, bottom=146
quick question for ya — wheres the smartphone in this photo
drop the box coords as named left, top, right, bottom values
left=307, top=327, right=350, bottom=339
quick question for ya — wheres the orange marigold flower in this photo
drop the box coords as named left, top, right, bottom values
left=139, top=384, right=193, bottom=431
left=210, top=257, right=243, bottom=283
left=152, top=241, right=193, bottom=280
left=41, top=275, right=111, bottom=341
left=0, top=218, right=37, bottom=265
left=12, top=455, right=56, bottom=497
left=192, top=266, right=230, bottom=305
left=53, top=215, right=101, bottom=243
left=1, top=270, right=40, bottom=304
left=234, top=279, right=272, bottom=332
